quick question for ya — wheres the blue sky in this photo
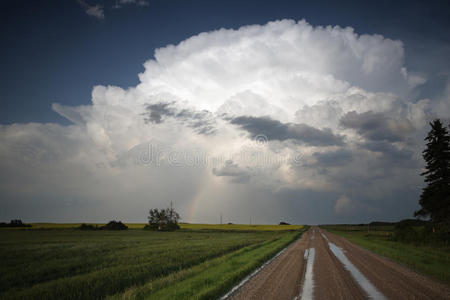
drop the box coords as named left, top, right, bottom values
left=1, top=0, right=449, bottom=124
left=0, top=0, right=449, bottom=223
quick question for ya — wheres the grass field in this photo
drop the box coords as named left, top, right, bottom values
left=321, top=225, right=450, bottom=284
left=108, top=231, right=301, bottom=299
left=19, top=223, right=303, bottom=231
left=0, top=224, right=305, bottom=300
left=16, top=223, right=147, bottom=230
left=179, top=223, right=303, bottom=231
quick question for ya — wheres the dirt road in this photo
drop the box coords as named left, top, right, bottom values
left=228, top=226, right=450, bottom=300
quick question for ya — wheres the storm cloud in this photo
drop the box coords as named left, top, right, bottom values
left=0, top=19, right=442, bottom=224
left=230, top=116, right=344, bottom=146
left=340, top=110, right=414, bottom=142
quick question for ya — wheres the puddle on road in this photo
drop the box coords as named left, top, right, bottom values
left=299, top=248, right=315, bottom=300
left=327, top=242, right=387, bottom=300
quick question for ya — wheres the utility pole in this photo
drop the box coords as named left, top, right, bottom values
left=220, top=213, right=222, bottom=225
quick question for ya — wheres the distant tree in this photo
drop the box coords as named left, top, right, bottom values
left=146, top=202, right=180, bottom=231
left=10, top=219, right=23, bottom=226
left=415, top=119, right=450, bottom=224
left=0, top=219, right=31, bottom=228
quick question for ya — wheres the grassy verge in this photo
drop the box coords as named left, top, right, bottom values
left=109, top=229, right=305, bottom=300
left=322, top=226, right=450, bottom=284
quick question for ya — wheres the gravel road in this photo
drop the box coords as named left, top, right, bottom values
left=228, top=226, right=450, bottom=300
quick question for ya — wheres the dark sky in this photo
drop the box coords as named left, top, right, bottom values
left=1, top=0, right=449, bottom=124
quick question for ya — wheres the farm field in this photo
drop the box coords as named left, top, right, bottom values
left=321, top=224, right=450, bottom=284
left=0, top=224, right=305, bottom=300
left=21, top=223, right=302, bottom=231
left=179, top=223, right=303, bottom=231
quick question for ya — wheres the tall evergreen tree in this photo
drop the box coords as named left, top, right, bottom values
left=415, top=119, right=450, bottom=223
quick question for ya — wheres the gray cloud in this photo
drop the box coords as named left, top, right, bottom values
left=362, top=141, right=416, bottom=167
left=144, top=102, right=216, bottom=135
left=176, top=109, right=217, bottom=135
left=212, top=160, right=251, bottom=184
left=145, top=102, right=176, bottom=124
left=313, top=149, right=353, bottom=166
left=340, top=110, right=414, bottom=142
left=230, top=116, right=344, bottom=146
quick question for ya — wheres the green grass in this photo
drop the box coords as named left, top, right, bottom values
left=108, top=230, right=303, bottom=299
left=0, top=225, right=304, bottom=299
left=321, top=225, right=450, bottom=284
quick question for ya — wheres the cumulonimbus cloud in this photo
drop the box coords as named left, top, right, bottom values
left=0, top=19, right=440, bottom=223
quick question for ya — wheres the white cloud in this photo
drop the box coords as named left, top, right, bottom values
left=138, top=20, right=421, bottom=117
left=78, top=0, right=104, bottom=20
left=0, top=19, right=440, bottom=223
left=114, top=0, right=149, bottom=9
left=86, top=5, right=104, bottom=19
left=334, top=195, right=354, bottom=215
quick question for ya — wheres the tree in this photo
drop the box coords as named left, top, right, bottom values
left=415, top=119, right=450, bottom=224
left=0, top=219, right=31, bottom=228
left=147, top=202, right=180, bottom=231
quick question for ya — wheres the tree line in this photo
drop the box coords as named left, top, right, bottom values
left=0, top=219, right=31, bottom=228
left=77, top=203, right=181, bottom=231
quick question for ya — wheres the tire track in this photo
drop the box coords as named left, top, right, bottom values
left=226, top=227, right=450, bottom=300
left=320, top=228, right=450, bottom=300
left=229, top=229, right=311, bottom=300
left=311, top=227, right=367, bottom=300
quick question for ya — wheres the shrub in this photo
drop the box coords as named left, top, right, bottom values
left=145, top=222, right=180, bottom=231
left=426, top=222, right=450, bottom=244
left=78, top=223, right=99, bottom=230
left=393, top=219, right=420, bottom=242
left=393, top=219, right=449, bottom=245
left=102, top=221, right=128, bottom=230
